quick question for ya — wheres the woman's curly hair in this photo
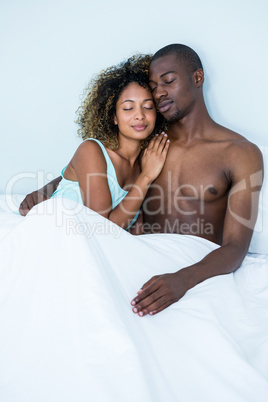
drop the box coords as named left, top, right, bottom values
left=76, top=54, right=167, bottom=150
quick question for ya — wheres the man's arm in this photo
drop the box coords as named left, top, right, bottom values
left=131, top=143, right=263, bottom=316
left=19, top=176, right=62, bottom=216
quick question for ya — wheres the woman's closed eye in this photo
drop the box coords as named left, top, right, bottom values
left=143, top=100, right=155, bottom=110
left=123, top=107, right=154, bottom=111
left=143, top=101, right=154, bottom=110
left=123, top=103, right=154, bottom=111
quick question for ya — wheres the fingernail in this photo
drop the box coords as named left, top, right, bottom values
left=131, top=300, right=136, bottom=305
left=164, top=133, right=168, bottom=136
left=167, top=139, right=170, bottom=142
left=161, top=131, right=165, bottom=134
left=138, top=311, right=143, bottom=317
left=133, top=307, right=138, bottom=313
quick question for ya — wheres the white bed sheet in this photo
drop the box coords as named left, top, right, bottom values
left=0, top=197, right=268, bottom=402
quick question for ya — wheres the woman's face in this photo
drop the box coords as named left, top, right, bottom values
left=114, top=82, right=156, bottom=142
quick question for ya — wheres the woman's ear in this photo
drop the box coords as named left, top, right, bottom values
left=114, top=115, right=118, bottom=125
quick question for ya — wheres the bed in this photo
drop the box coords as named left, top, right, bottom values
left=0, top=146, right=268, bottom=402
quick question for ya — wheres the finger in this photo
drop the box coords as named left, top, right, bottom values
left=131, top=277, right=159, bottom=306
left=147, top=300, right=172, bottom=316
left=147, top=135, right=158, bottom=150
left=161, top=138, right=170, bottom=155
left=139, top=297, right=171, bottom=316
left=132, top=289, right=164, bottom=315
left=140, top=275, right=159, bottom=291
left=142, top=148, right=148, bottom=158
left=151, top=132, right=164, bottom=150
left=37, top=190, right=49, bottom=202
left=26, top=195, right=35, bottom=211
left=157, top=134, right=169, bottom=154
left=19, top=197, right=31, bottom=212
left=132, top=286, right=163, bottom=311
left=19, top=202, right=29, bottom=216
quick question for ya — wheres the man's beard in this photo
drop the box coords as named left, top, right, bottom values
left=165, top=108, right=185, bottom=123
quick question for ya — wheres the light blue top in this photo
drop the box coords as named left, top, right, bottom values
left=51, top=138, right=139, bottom=228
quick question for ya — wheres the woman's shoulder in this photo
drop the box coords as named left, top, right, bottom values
left=78, top=138, right=104, bottom=150
left=72, top=139, right=108, bottom=171
left=76, top=139, right=107, bottom=157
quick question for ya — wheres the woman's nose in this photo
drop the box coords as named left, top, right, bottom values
left=135, top=108, right=145, bottom=119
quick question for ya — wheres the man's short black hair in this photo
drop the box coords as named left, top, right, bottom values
left=151, top=44, right=203, bottom=73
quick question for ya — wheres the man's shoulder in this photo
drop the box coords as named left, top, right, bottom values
left=211, top=124, right=263, bottom=177
left=227, top=134, right=261, bottom=159
left=214, top=124, right=261, bottom=156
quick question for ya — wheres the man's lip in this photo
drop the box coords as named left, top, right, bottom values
left=158, top=100, right=173, bottom=113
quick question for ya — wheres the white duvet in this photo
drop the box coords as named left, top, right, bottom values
left=0, top=197, right=268, bottom=402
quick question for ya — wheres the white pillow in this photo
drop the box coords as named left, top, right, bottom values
left=249, top=145, right=268, bottom=254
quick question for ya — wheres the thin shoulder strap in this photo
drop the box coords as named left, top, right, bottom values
left=85, top=138, right=126, bottom=193
left=84, top=138, right=116, bottom=175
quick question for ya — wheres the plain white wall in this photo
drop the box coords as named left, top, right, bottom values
left=1, top=0, right=268, bottom=194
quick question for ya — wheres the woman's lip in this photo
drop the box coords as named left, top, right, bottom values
left=158, top=101, right=173, bottom=113
left=132, top=125, right=147, bottom=131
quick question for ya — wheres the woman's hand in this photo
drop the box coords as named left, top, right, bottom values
left=107, top=133, right=169, bottom=229
left=141, top=132, right=170, bottom=182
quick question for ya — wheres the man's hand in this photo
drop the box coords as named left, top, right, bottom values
left=19, top=190, right=49, bottom=216
left=131, top=269, right=191, bottom=317
left=19, top=176, right=62, bottom=216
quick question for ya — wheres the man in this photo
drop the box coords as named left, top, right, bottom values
left=129, top=44, right=263, bottom=317
left=19, top=44, right=263, bottom=317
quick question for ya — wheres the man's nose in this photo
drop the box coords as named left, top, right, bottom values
left=154, top=85, right=168, bottom=100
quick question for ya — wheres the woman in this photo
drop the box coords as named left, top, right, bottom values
left=21, top=55, right=169, bottom=231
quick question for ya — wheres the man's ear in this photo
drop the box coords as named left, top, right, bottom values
left=194, top=69, right=204, bottom=87
left=114, top=115, right=118, bottom=125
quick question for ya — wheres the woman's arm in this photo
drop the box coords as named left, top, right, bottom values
left=72, top=135, right=169, bottom=229
left=128, top=211, right=144, bottom=235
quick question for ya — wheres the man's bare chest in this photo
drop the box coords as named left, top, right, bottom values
left=146, top=146, right=231, bottom=204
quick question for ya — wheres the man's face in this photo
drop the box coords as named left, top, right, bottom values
left=148, top=54, right=196, bottom=123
